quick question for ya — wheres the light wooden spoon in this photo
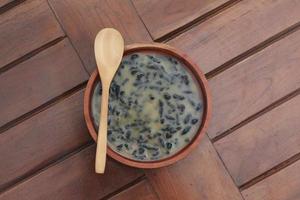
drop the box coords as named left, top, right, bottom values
left=94, top=28, right=124, bottom=173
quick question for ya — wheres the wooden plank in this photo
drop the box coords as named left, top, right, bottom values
left=132, top=0, right=230, bottom=39
left=109, top=179, right=159, bottom=200
left=146, top=135, right=243, bottom=200
left=0, top=145, right=144, bottom=200
left=0, top=0, right=14, bottom=8
left=168, top=0, right=300, bottom=74
left=215, top=95, right=300, bottom=186
left=0, top=90, right=91, bottom=190
left=0, top=0, right=64, bottom=69
left=48, top=0, right=152, bottom=74
left=207, top=28, right=300, bottom=139
left=0, top=39, right=88, bottom=127
left=242, top=161, right=300, bottom=200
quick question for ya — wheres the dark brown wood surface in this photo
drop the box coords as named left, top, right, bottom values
left=48, top=0, right=152, bottom=74
left=146, top=135, right=243, bottom=200
left=207, top=29, right=300, bottom=139
left=132, top=0, right=232, bottom=39
left=0, top=0, right=64, bottom=69
left=1, top=0, right=300, bottom=199
left=0, top=0, right=15, bottom=8
left=108, top=179, right=158, bottom=200
left=242, top=161, right=300, bottom=200
left=167, top=0, right=300, bottom=74
left=0, top=90, right=90, bottom=191
left=0, top=145, right=144, bottom=200
left=215, top=94, right=300, bottom=186
left=0, top=39, right=88, bottom=127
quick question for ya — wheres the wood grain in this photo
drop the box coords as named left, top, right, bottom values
left=1, top=0, right=299, bottom=199
left=0, top=145, right=144, bottom=200
left=109, top=179, right=159, bottom=200
left=0, top=0, right=15, bottom=8
left=48, top=0, right=152, bottom=74
left=132, top=0, right=230, bottom=39
left=242, top=161, right=300, bottom=200
left=146, top=135, right=243, bottom=200
left=168, top=0, right=300, bottom=74
left=207, top=28, right=300, bottom=139
left=0, top=39, right=88, bottom=127
left=0, top=90, right=91, bottom=191
left=0, top=0, right=63, bottom=69
left=215, top=94, right=300, bottom=186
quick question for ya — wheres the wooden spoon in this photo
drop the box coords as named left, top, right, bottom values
left=94, top=28, right=124, bottom=173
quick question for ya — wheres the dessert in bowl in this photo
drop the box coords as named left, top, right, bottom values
left=84, top=43, right=211, bottom=168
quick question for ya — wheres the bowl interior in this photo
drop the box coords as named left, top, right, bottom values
left=84, top=43, right=211, bottom=168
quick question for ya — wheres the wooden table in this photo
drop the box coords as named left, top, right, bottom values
left=0, top=0, right=299, bottom=199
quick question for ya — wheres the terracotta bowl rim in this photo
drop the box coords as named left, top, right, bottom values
left=83, top=42, right=212, bottom=169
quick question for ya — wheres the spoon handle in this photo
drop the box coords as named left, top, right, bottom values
left=95, top=83, right=110, bottom=173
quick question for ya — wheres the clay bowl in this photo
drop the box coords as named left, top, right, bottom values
left=84, top=43, right=211, bottom=169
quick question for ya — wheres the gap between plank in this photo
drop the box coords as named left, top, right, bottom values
left=0, top=36, right=66, bottom=75
left=206, top=21, right=300, bottom=79
left=46, top=0, right=91, bottom=75
left=207, top=22, right=300, bottom=141
left=0, top=81, right=87, bottom=135
left=212, top=136, right=246, bottom=200
left=212, top=88, right=300, bottom=142
left=239, top=152, right=300, bottom=191
left=155, top=0, right=241, bottom=43
left=99, top=175, right=147, bottom=200
left=0, top=0, right=241, bottom=193
left=2, top=0, right=300, bottom=195
left=0, top=141, right=93, bottom=194
left=3, top=14, right=298, bottom=191
left=144, top=172, right=161, bottom=200
left=0, top=0, right=25, bottom=15
left=129, top=0, right=154, bottom=41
